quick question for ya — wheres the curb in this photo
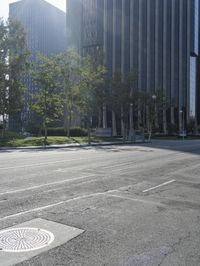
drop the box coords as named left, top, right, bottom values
left=0, top=141, right=149, bottom=151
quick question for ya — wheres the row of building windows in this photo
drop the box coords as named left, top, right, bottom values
left=78, top=0, right=199, bottom=120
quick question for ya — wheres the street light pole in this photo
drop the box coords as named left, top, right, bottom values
left=129, top=88, right=135, bottom=142
left=152, top=94, right=157, bottom=127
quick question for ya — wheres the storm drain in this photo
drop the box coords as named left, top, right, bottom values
left=0, top=227, right=54, bottom=252
left=0, top=218, right=84, bottom=266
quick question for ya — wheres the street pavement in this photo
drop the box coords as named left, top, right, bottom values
left=0, top=140, right=200, bottom=266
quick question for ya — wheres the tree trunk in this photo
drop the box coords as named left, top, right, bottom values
left=122, top=120, right=125, bottom=143
left=163, top=109, right=167, bottom=135
left=148, top=125, right=152, bottom=142
left=128, top=104, right=135, bottom=142
left=1, top=114, right=5, bottom=138
left=67, top=109, right=72, bottom=137
left=87, top=116, right=92, bottom=145
left=103, top=104, right=107, bottom=129
left=146, top=106, right=150, bottom=133
left=155, top=102, right=159, bottom=128
left=121, top=106, right=126, bottom=143
left=44, top=124, right=48, bottom=145
left=112, top=111, right=117, bottom=136
left=64, top=104, right=68, bottom=134
left=87, top=124, right=91, bottom=145
left=163, top=108, right=167, bottom=134
left=98, top=108, right=102, bottom=128
left=138, top=110, right=142, bottom=129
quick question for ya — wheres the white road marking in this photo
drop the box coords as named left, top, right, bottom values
left=0, top=192, right=104, bottom=221
left=0, top=190, right=160, bottom=221
left=0, top=158, right=80, bottom=170
left=0, top=153, right=110, bottom=171
left=142, top=179, right=176, bottom=193
left=102, top=162, right=133, bottom=170
left=106, top=194, right=163, bottom=205
left=0, top=175, right=94, bottom=196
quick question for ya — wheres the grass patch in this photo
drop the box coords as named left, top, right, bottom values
left=0, top=135, right=122, bottom=148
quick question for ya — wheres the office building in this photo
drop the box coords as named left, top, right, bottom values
left=9, top=0, right=66, bottom=130
left=67, top=0, right=200, bottom=133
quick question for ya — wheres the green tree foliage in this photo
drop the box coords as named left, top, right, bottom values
left=79, top=56, right=106, bottom=143
left=110, top=69, right=138, bottom=140
left=88, top=47, right=108, bottom=127
left=31, top=54, right=63, bottom=142
left=57, top=50, right=81, bottom=136
left=0, top=19, right=8, bottom=136
left=0, top=18, right=30, bottom=135
left=8, top=19, right=30, bottom=114
left=139, top=88, right=167, bottom=140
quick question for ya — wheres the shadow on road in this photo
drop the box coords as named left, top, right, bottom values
left=139, top=140, right=200, bottom=156
left=1, top=140, right=200, bottom=156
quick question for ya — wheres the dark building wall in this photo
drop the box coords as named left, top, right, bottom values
left=197, top=1, right=200, bottom=125
left=9, top=0, right=66, bottom=130
left=10, top=0, right=66, bottom=57
left=68, top=0, right=200, bottom=128
left=67, top=0, right=82, bottom=53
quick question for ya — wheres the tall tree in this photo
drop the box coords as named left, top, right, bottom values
left=0, top=18, right=30, bottom=135
left=110, top=70, right=138, bottom=141
left=79, top=56, right=106, bottom=143
left=31, top=54, right=63, bottom=142
left=57, top=50, right=81, bottom=136
left=0, top=19, right=9, bottom=136
left=140, top=88, right=167, bottom=141
left=8, top=19, right=30, bottom=125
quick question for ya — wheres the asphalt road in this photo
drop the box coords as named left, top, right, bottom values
left=0, top=140, right=200, bottom=266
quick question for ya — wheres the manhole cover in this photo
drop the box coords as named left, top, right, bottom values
left=0, top=227, right=55, bottom=252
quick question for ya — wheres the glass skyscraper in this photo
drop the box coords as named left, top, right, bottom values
left=67, top=0, right=200, bottom=131
left=9, top=0, right=66, bottom=130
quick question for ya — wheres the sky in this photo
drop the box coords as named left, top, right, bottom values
left=0, top=0, right=66, bottom=19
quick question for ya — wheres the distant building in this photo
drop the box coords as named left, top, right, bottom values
left=9, top=0, right=66, bottom=131
left=67, top=0, right=200, bottom=133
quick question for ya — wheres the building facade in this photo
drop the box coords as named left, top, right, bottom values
left=67, top=0, right=200, bottom=133
left=9, top=0, right=66, bottom=130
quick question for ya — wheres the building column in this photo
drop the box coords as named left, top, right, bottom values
left=170, top=0, right=175, bottom=125
left=128, top=1, right=135, bottom=140
left=179, top=1, right=183, bottom=131
left=186, top=0, right=191, bottom=123
left=130, top=0, right=134, bottom=70
left=163, top=0, right=167, bottom=134
left=121, top=0, right=125, bottom=77
left=147, top=0, right=151, bottom=94
left=120, top=0, right=125, bottom=135
left=155, top=0, right=159, bottom=89
left=103, top=0, right=107, bottom=129
left=111, top=0, right=117, bottom=136
left=138, top=0, right=142, bottom=127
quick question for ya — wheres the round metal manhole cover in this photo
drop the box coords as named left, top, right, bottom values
left=0, top=228, right=55, bottom=252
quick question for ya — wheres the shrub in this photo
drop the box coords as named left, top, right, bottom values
left=26, top=124, right=87, bottom=137
left=69, top=127, right=87, bottom=137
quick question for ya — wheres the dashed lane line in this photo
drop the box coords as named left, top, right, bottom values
left=142, top=179, right=176, bottom=193
left=0, top=190, right=162, bottom=222
left=0, top=174, right=94, bottom=196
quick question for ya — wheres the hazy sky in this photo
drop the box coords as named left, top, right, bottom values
left=0, top=0, right=66, bottom=19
